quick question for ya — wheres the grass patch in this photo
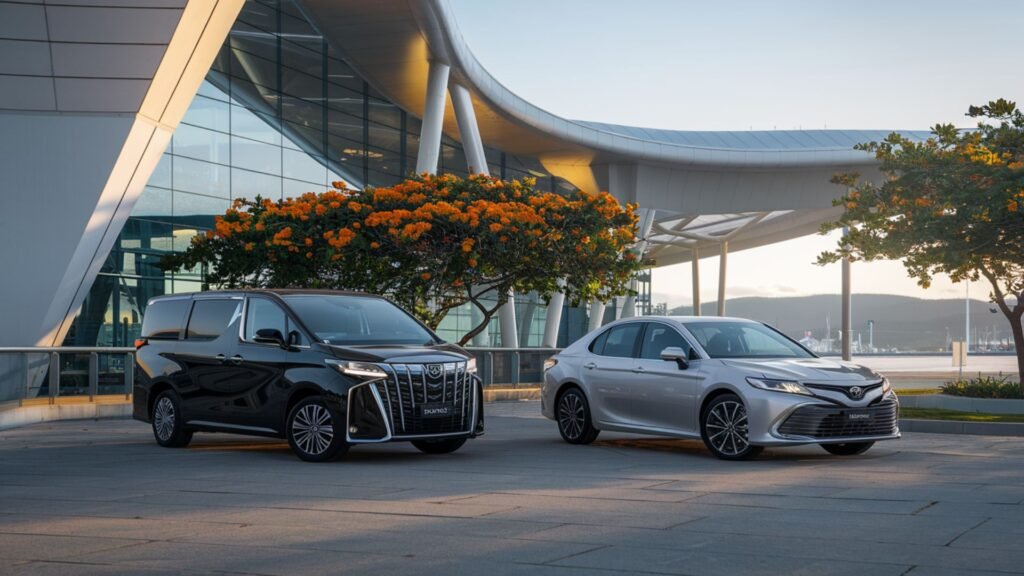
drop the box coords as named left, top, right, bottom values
left=895, top=388, right=941, bottom=396
left=900, top=407, right=1024, bottom=423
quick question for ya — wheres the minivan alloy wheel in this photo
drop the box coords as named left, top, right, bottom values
left=153, top=397, right=175, bottom=442
left=291, top=404, right=334, bottom=456
left=704, top=398, right=757, bottom=458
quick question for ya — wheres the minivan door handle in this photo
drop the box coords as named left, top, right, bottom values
left=215, top=354, right=226, bottom=363
left=229, top=355, right=244, bottom=365
left=583, top=362, right=597, bottom=370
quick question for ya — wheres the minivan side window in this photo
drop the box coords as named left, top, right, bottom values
left=186, top=299, right=241, bottom=340
left=639, top=323, right=693, bottom=360
left=595, top=324, right=643, bottom=358
left=244, top=298, right=308, bottom=346
left=140, top=299, right=190, bottom=339
left=244, top=298, right=286, bottom=342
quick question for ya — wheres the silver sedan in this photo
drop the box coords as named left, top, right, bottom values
left=541, top=317, right=900, bottom=460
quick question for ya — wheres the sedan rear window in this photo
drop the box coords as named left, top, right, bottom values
left=591, top=324, right=642, bottom=358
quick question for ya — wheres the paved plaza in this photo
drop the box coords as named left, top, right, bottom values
left=0, top=402, right=1023, bottom=575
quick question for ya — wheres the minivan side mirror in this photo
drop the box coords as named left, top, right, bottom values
left=660, top=346, right=689, bottom=369
left=254, top=328, right=286, bottom=348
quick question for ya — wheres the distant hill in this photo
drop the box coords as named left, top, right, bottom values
left=666, top=294, right=1013, bottom=352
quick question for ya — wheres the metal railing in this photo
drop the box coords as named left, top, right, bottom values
left=0, top=347, right=135, bottom=405
left=0, top=345, right=548, bottom=408
left=466, top=348, right=559, bottom=387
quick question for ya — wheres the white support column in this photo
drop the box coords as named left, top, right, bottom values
left=498, top=289, right=519, bottom=348
left=588, top=298, right=606, bottom=332
left=415, top=60, right=450, bottom=175
left=691, top=247, right=701, bottom=316
left=449, top=83, right=488, bottom=175
left=542, top=280, right=566, bottom=348
left=717, top=241, right=728, bottom=316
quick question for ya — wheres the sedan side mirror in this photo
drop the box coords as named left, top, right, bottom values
left=254, top=328, right=286, bottom=348
left=660, top=346, right=689, bottom=369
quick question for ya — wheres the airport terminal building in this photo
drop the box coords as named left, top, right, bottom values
left=0, top=0, right=924, bottom=350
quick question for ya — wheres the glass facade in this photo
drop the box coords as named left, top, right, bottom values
left=61, top=0, right=606, bottom=349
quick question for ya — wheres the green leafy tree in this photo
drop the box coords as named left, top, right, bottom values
left=819, top=99, right=1024, bottom=388
left=163, top=173, right=642, bottom=345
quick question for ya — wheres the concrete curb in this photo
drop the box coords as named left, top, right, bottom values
left=0, top=402, right=132, bottom=431
left=898, top=394, right=1024, bottom=414
left=900, top=418, right=1024, bottom=437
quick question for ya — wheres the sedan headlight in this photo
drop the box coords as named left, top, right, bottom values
left=466, top=357, right=477, bottom=374
left=746, top=377, right=813, bottom=396
left=325, top=359, right=387, bottom=379
left=543, top=357, right=558, bottom=371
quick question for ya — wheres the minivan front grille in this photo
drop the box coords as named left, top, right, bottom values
left=778, top=399, right=898, bottom=439
left=373, top=361, right=476, bottom=437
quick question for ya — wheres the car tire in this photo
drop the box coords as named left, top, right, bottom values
left=821, top=441, right=874, bottom=456
left=411, top=438, right=467, bottom=454
left=700, top=393, right=763, bottom=460
left=287, top=396, right=349, bottom=462
left=556, top=387, right=600, bottom=445
left=151, top=390, right=193, bottom=448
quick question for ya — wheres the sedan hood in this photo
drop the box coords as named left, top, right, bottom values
left=324, top=342, right=470, bottom=364
left=720, top=357, right=882, bottom=383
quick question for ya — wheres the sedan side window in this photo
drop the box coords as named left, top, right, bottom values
left=639, top=324, right=693, bottom=360
left=596, top=324, right=643, bottom=358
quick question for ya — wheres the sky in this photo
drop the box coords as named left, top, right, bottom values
left=448, top=0, right=1024, bottom=309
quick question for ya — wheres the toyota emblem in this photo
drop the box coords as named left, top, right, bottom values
left=849, top=386, right=864, bottom=400
left=427, top=364, right=443, bottom=378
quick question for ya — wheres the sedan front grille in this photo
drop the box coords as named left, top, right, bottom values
left=373, top=361, right=476, bottom=437
left=778, top=399, right=898, bottom=439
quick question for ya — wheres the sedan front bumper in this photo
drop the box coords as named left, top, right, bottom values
left=749, top=393, right=901, bottom=447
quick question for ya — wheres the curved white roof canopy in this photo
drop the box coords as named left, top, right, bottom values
left=300, top=0, right=930, bottom=266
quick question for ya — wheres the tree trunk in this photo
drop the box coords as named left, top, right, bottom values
left=1009, top=314, right=1024, bottom=396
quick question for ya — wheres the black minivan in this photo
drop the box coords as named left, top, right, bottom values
left=133, top=289, right=483, bottom=461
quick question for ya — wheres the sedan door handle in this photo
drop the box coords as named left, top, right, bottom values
left=229, top=355, right=244, bottom=365
left=583, top=362, right=597, bottom=370
left=632, top=366, right=646, bottom=373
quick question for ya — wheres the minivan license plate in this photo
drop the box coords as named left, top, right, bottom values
left=419, top=403, right=453, bottom=418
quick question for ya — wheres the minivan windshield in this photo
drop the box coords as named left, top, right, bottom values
left=282, top=295, right=438, bottom=346
left=683, top=321, right=814, bottom=359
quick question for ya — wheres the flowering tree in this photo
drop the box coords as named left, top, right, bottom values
left=163, top=173, right=642, bottom=345
left=819, top=99, right=1024, bottom=389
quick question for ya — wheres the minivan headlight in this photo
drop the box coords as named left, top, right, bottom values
left=325, top=359, right=387, bottom=380
left=466, top=357, right=477, bottom=374
left=746, top=377, right=813, bottom=396
left=882, top=378, right=892, bottom=395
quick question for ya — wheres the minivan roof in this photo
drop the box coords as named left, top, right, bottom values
left=148, top=289, right=387, bottom=303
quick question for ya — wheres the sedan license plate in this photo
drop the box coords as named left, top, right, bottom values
left=419, top=403, right=454, bottom=418
left=845, top=410, right=872, bottom=422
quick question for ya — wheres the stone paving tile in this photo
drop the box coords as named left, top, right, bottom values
left=2, top=404, right=1024, bottom=575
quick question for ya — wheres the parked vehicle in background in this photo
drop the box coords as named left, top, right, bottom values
left=133, top=290, right=483, bottom=462
left=542, top=317, right=899, bottom=460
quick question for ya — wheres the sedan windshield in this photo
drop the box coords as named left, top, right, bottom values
left=282, top=295, right=437, bottom=346
left=683, top=321, right=814, bottom=359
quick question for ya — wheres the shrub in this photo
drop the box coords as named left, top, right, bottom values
left=940, top=374, right=1023, bottom=399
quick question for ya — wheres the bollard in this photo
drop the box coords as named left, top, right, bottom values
left=88, top=352, right=98, bottom=399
